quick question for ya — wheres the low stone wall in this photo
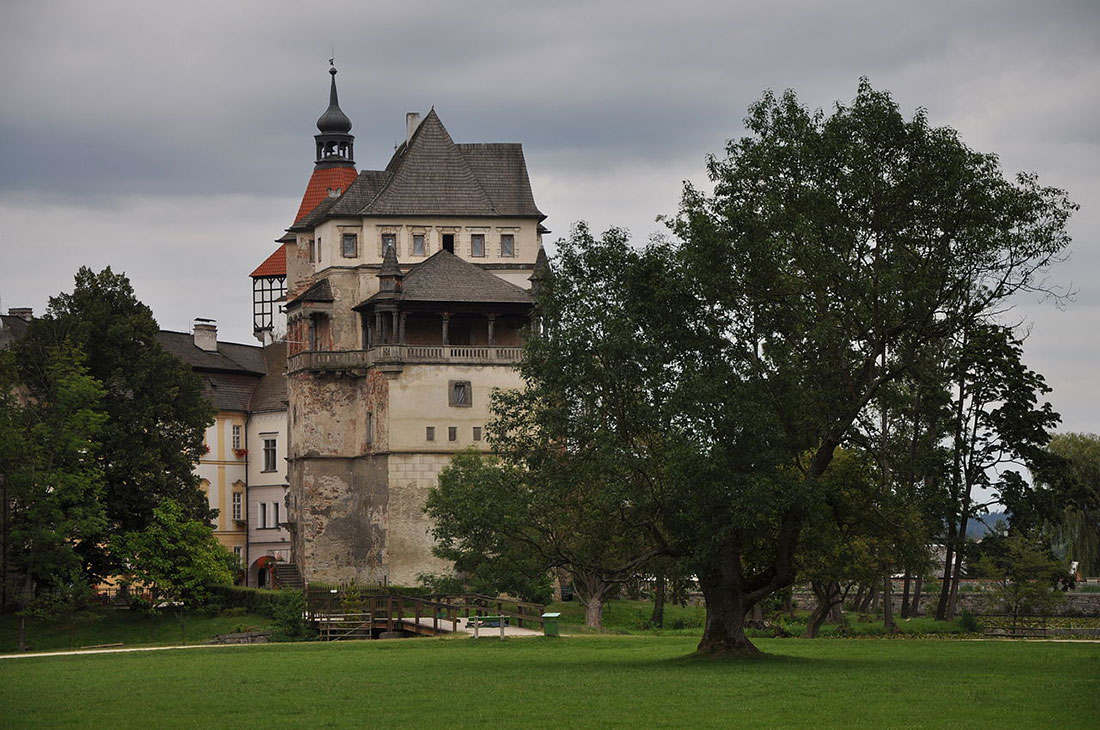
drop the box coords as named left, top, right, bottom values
left=789, top=591, right=1100, bottom=617
left=209, top=631, right=271, bottom=644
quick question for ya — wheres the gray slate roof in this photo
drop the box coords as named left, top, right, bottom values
left=359, top=250, right=532, bottom=307
left=319, top=110, right=543, bottom=221
left=249, top=342, right=287, bottom=413
left=327, top=170, right=392, bottom=216
left=0, top=315, right=29, bottom=350
left=287, top=278, right=334, bottom=306
left=156, top=330, right=267, bottom=412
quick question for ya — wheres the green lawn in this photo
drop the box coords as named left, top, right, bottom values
left=0, top=609, right=272, bottom=653
left=2, top=636, right=1097, bottom=728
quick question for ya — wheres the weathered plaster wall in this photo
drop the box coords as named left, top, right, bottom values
left=388, top=363, right=523, bottom=452
left=288, top=371, right=375, bottom=457
left=385, top=453, right=454, bottom=586
left=289, top=455, right=389, bottom=585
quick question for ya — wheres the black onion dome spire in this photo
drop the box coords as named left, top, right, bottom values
left=316, top=65, right=352, bottom=134
left=314, top=62, right=355, bottom=168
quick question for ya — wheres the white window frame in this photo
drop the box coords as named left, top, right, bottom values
left=262, top=435, right=277, bottom=472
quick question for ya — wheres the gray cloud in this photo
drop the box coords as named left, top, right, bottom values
left=1, top=0, right=1098, bottom=431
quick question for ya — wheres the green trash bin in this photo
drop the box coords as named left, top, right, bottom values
left=541, top=612, right=561, bottom=637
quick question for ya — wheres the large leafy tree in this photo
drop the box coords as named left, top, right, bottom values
left=15, top=267, right=214, bottom=577
left=112, top=499, right=235, bottom=617
left=0, top=344, right=107, bottom=649
left=1036, top=433, right=1100, bottom=575
left=426, top=229, right=677, bottom=627
left=663, top=80, right=1073, bottom=654
left=932, top=323, right=1059, bottom=619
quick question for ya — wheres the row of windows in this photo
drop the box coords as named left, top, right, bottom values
left=324, top=231, right=518, bottom=260
left=204, top=427, right=276, bottom=471
left=229, top=493, right=284, bottom=529
left=426, top=426, right=483, bottom=442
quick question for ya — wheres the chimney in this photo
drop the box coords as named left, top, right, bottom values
left=8, top=307, right=33, bottom=322
left=406, top=112, right=421, bottom=145
left=193, top=318, right=218, bottom=352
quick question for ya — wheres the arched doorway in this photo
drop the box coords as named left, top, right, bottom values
left=250, top=555, right=275, bottom=589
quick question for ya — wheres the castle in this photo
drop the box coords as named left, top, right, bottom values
left=255, top=65, right=547, bottom=586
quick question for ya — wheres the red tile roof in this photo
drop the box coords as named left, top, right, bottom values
left=294, top=167, right=360, bottom=225
left=250, top=245, right=286, bottom=278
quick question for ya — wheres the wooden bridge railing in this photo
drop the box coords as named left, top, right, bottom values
left=306, top=591, right=462, bottom=636
left=426, top=593, right=547, bottom=629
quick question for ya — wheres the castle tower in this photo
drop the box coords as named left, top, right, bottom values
left=278, top=79, right=547, bottom=586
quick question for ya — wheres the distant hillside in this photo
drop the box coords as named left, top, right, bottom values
left=967, top=512, right=1008, bottom=539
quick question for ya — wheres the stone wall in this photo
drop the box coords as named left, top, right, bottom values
left=789, top=591, right=1100, bottom=616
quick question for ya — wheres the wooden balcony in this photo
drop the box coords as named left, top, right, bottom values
left=288, top=345, right=523, bottom=374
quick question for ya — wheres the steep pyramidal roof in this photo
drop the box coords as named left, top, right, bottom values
left=323, top=109, right=543, bottom=221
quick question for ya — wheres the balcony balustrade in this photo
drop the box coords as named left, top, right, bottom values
left=288, top=344, right=523, bottom=374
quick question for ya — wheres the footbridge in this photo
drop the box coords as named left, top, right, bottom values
left=305, top=591, right=547, bottom=640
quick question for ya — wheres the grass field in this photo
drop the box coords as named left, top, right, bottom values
left=0, top=610, right=273, bottom=653
left=2, top=636, right=1097, bottom=728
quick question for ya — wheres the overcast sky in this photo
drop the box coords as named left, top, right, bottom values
left=1, top=0, right=1097, bottom=433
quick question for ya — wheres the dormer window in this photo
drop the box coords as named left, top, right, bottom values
left=380, top=278, right=395, bottom=292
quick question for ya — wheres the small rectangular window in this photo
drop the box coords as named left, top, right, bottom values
left=232, top=425, right=242, bottom=450
left=500, top=234, right=515, bottom=257
left=309, top=238, right=316, bottom=263
left=442, top=233, right=455, bottom=253
left=273, top=502, right=280, bottom=527
left=260, top=503, right=269, bottom=529
left=448, top=426, right=457, bottom=442
left=232, top=492, right=242, bottom=521
left=472, top=426, right=482, bottom=442
left=367, top=412, right=374, bottom=445
left=471, top=233, right=485, bottom=257
left=413, top=233, right=426, bottom=256
left=342, top=233, right=358, bottom=258
left=263, top=436, right=277, bottom=472
left=426, top=426, right=435, bottom=442
left=449, top=380, right=471, bottom=407
left=233, top=545, right=243, bottom=564
left=317, top=237, right=321, bottom=263
left=382, top=232, right=396, bottom=255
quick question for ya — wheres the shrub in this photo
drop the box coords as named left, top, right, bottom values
left=270, top=590, right=315, bottom=642
left=958, top=610, right=981, bottom=633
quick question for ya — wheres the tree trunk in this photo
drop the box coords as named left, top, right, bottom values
left=869, top=582, right=879, bottom=614
left=900, top=571, right=912, bottom=619
left=696, top=562, right=761, bottom=657
left=650, top=573, right=666, bottom=628
left=804, top=581, right=842, bottom=639
left=574, top=572, right=611, bottom=630
left=584, top=598, right=604, bottom=629
left=935, top=538, right=956, bottom=620
left=18, top=572, right=33, bottom=652
left=945, top=531, right=967, bottom=620
left=883, top=573, right=897, bottom=632
left=910, top=575, right=924, bottom=616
